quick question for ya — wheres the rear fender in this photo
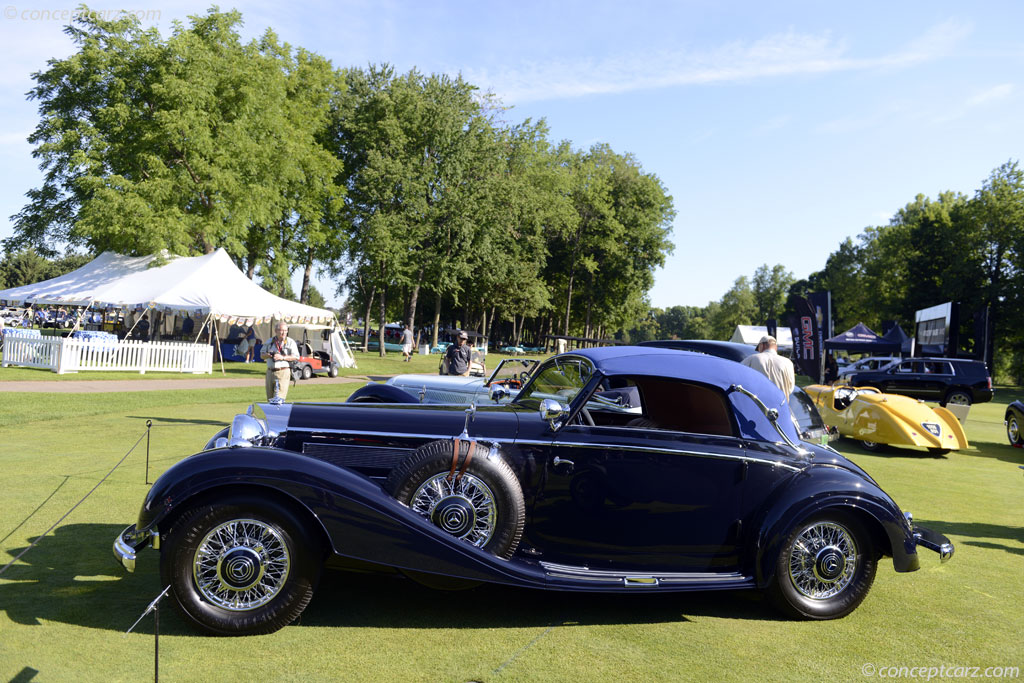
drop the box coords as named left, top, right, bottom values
left=932, top=406, right=969, bottom=448
left=752, top=466, right=918, bottom=588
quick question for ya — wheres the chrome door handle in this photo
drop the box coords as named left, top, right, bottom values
left=552, top=456, right=574, bottom=468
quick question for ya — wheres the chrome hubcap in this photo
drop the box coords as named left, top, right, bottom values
left=788, top=522, right=858, bottom=599
left=1009, top=417, right=1020, bottom=443
left=948, top=393, right=970, bottom=406
left=193, top=519, right=290, bottom=611
left=411, top=473, right=497, bottom=547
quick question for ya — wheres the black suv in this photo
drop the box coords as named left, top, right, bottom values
left=846, top=357, right=993, bottom=406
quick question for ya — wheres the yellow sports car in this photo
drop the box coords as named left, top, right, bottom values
left=803, top=384, right=968, bottom=454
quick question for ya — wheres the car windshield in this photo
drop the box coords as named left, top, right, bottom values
left=515, top=357, right=593, bottom=409
left=486, top=358, right=539, bottom=385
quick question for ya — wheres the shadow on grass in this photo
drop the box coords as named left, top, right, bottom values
left=0, top=523, right=782, bottom=636
left=297, top=571, right=780, bottom=630
left=962, top=540, right=1024, bottom=557
left=914, top=519, right=1024, bottom=549
left=954, top=443, right=1024, bottom=466
left=843, top=442, right=949, bottom=459
left=0, top=523, right=190, bottom=634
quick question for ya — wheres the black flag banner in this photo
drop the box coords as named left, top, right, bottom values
left=788, top=292, right=830, bottom=382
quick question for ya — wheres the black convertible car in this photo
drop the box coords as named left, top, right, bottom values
left=113, top=347, right=953, bottom=635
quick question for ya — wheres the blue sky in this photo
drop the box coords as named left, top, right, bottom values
left=1, top=1, right=1022, bottom=309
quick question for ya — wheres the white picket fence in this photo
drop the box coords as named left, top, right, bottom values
left=1, top=335, right=213, bottom=374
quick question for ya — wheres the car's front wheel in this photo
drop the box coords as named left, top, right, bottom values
left=859, top=439, right=883, bottom=452
left=768, top=512, right=876, bottom=619
left=160, top=496, right=321, bottom=635
left=301, top=364, right=313, bottom=380
left=1008, top=413, right=1023, bottom=446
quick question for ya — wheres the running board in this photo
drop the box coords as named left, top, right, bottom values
left=539, top=561, right=752, bottom=588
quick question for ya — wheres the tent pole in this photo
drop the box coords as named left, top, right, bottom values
left=212, top=318, right=225, bottom=375
left=194, top=313, right=212, bottom=345
left=123, top=307, right=151, bottom=340
left=68, top=299, right=94, bottom=336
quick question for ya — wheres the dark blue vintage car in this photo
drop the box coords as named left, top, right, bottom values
left=113, top=347, right=953, bottom=635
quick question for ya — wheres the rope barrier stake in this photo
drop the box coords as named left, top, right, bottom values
left=145, top=420, right=152, bottom=485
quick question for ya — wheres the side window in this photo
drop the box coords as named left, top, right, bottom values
left=619, top=376, right=735, bottom=437
left=895, top=362, right=915, bottom=374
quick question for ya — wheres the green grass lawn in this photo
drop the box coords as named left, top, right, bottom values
left=0, top=386, right=1021, bottom=682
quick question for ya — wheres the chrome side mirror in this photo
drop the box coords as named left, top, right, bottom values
left=539, top=398, right=568, bottom=422
left=490, top=384, right=510, bottom=402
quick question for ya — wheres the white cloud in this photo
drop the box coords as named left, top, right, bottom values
left=966, top=83, right=1014, bottom=107
left=462, top=20, right=972, bottom=104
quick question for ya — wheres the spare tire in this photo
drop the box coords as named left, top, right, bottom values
left=385, top=440, right=525, bottom=559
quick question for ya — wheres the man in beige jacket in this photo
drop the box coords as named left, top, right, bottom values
left=741, top=335, right=795, bottom=400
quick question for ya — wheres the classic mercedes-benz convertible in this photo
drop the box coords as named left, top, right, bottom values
left=803, top=384, right=968, bottom=454
left=113, top=347, right=953, bottom=635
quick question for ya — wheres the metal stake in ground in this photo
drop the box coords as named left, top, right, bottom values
left=145, top=419, right=152, bottom=485
left=125, top=585, right=171, bottom=683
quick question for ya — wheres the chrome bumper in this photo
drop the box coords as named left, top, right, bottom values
left=113, top=524, right=158, bottom=572
left=913, top=524, right=954, bottom=563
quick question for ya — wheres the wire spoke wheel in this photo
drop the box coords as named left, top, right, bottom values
left=1007, top=415, right=1021, bottom=445
left=192, top=519, right=291, bottom=611
left=410, top=473, right=497, bottom=548
left=787, top=521, right=858, bottom=600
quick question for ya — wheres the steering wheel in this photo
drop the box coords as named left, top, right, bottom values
left=576, top=407, right=595, bottom=427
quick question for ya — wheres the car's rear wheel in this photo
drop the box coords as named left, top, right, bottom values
left=386, top=440, right=524, bottom=559
left=941, top=390, right=971, bottom=407
left=328, top=363, right=339, bottom=378
left=768, top=512, right=876, bottom=619
left=1008, top=413, right=1023, bottom=446
left=859, top=439, right=883, bottom=452
left=160, top=496, right=320, bottom=635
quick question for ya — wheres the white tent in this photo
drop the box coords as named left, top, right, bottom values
left=0, top=248, right=333, bottom=323
left=729, top=325, right=794, bottom=352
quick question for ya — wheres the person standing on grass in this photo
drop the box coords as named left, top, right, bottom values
left=400, top=324, right=414, bottom=362
left=443, top=330, right=472, bottom=376
left=262, top=322, right=300, bottom=401
left=741, top=334, right=795, bottom=400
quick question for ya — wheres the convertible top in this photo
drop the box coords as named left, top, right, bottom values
left=565, top=346, right=800, bottom=443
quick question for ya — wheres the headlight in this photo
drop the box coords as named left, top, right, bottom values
left=227, top=413, right=267, bottom=448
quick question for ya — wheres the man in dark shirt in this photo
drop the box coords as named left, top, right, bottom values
left=444, top=330, right=472, bottom=376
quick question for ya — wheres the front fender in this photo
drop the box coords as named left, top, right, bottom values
left=752, top=464, right=918, bottom=588
left=136, top=447, right=545, bottom=586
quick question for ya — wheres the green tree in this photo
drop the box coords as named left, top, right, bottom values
left=9, top=7, right=341, bottom=271
left=751, top=264, right=794, bottom=323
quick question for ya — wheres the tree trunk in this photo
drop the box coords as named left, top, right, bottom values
left=431, top=291, right=442, bottom=349
left=406, top=269, right=423, bottom=331
left=377, top=284, right=388, bottom=358
left=361, top=285, right=375, bottom=353
left=299, top=245, right=315, bottom=304
left=563, top=271, right=575, bottom=337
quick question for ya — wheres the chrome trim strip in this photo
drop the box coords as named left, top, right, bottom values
left=542, top=440, right=803, bottom=471
left=539, top=561, right=747, bottom=583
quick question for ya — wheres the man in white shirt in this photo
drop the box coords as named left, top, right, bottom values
left=741, top=335, right=795, bottom=400
left=400, top=324, right=414, bottom=362
left=262, top=322, right=300, bottom=401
